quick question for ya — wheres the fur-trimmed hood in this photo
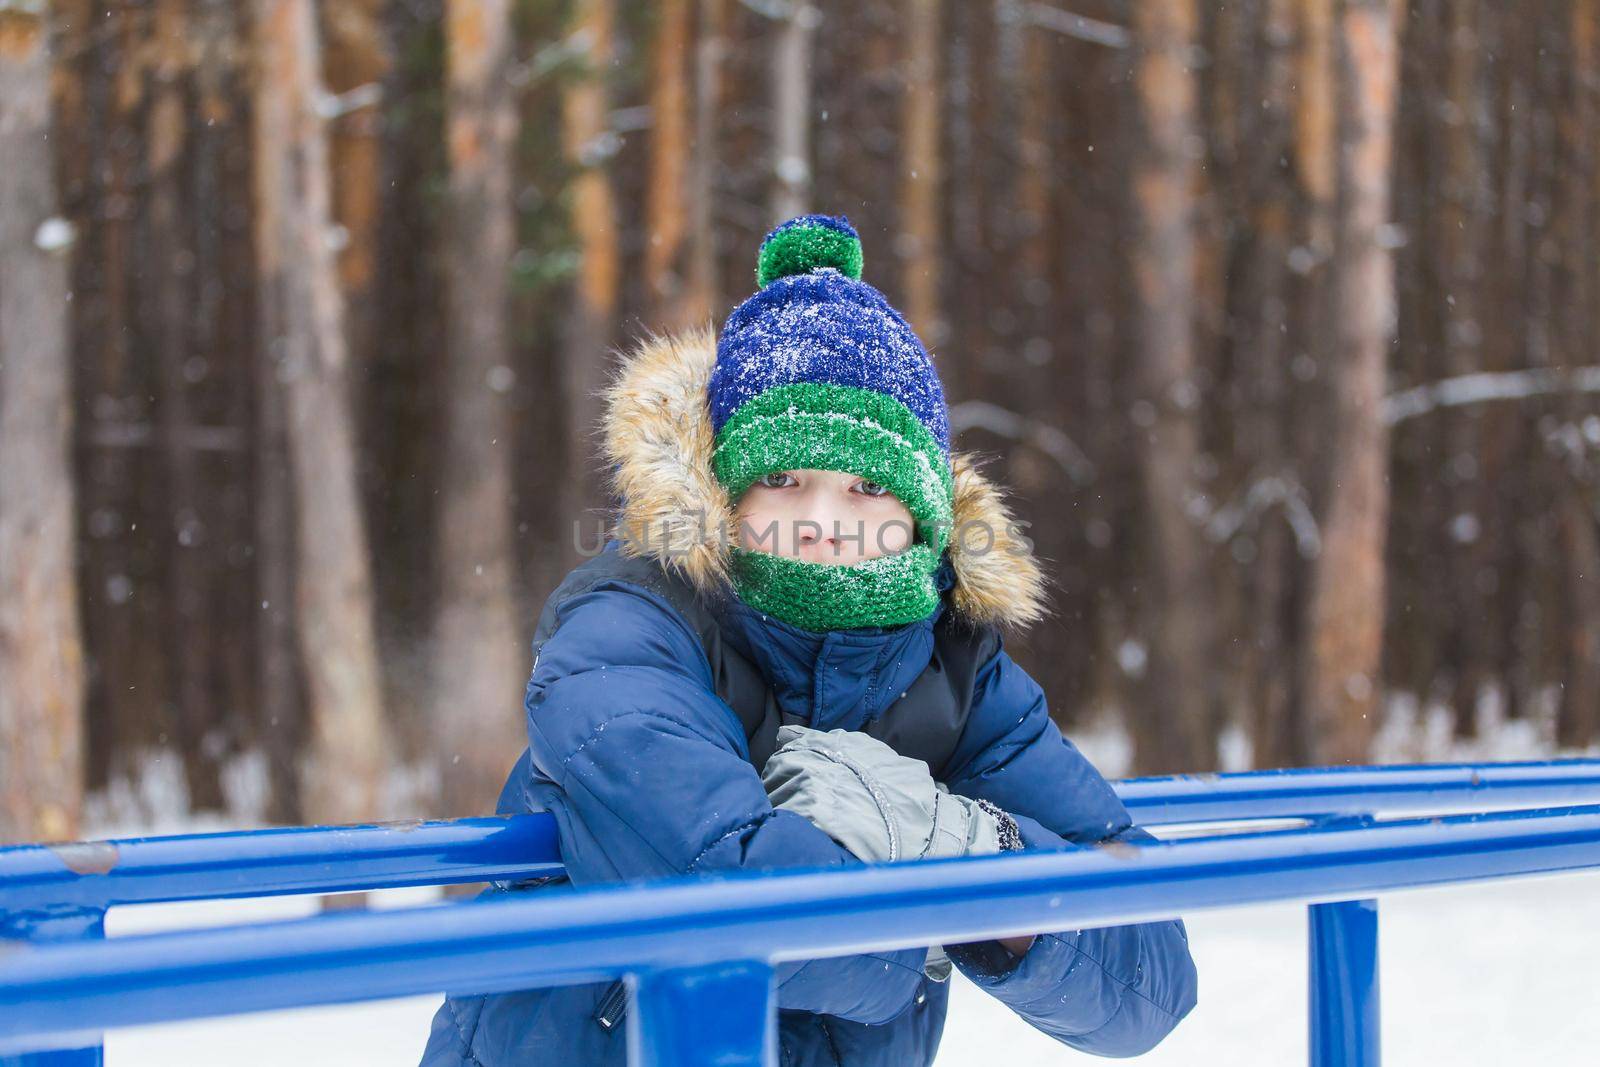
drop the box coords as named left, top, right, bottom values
left=599, top=323, right=1051, bottom=633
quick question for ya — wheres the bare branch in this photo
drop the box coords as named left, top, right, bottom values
left=1015, top=1, right=1131, bottom=49
left=737, top=0, right=798, bottom=22
left=1200, top=475, right=1323, bottom=559
left=1384, top=366, right=1600, bottom=426
left=949, top=400, right=1096, bottom=485
left=313, top=82, right=383, bottom=121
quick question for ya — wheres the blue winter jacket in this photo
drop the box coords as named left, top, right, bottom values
left=418, top=543, right=1197, bottom=1065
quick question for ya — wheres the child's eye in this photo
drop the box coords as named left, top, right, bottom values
left=855, top=479, right=890, bottom=497
left=757, top=472, right=796, bottom=489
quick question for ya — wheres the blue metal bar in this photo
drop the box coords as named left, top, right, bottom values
left=0, top=814, right=561, bottom=915
left=2, top=762, right=1596, bottom=917
left=0, top=908, right=106, bottom=1067
left=0, top=1046, right=100, bottom=1067
left=0, top=820, right=561, bottom=1067
left=0, top=760, right=1590, bottom=1065
left=0, top=906, right=103, bottom=945
left=1309, top=899, right=1380, bottom=1067
left=628, top=961, right=776, bottom=1067
left=1117, top=758, right=1600, bottom=825
left=2, top=802, right=1598, bottom=1056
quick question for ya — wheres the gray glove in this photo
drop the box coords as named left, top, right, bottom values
left=760, top=724, right=1005, bottom=861
left=760, top=724, right=1021, bottom=982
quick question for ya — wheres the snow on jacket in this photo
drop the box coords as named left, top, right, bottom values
left=418, top=326, right=1198, bottom=1066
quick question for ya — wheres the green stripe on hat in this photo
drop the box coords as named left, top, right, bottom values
left=711, top=382, right=955, bottom=557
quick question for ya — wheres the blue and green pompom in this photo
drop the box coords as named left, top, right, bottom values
left=756, top=214, right=865, bottom=287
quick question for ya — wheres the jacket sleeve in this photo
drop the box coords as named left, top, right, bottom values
left=522, top=580, right=928, bottom=1025
left=937, top=637, right=1199, bottom=1057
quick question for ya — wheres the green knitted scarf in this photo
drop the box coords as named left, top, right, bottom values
left=727, top=541, right=943, bottom=632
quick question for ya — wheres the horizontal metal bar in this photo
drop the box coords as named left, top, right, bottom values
left=0, top=1045, right=102, bottom=1067
left=1116, top=758, right=1600, bottom=825
left=0, top=816, right=560, bottom=916
left=3, top=760, right=1597, bottom=917
left=3, top=803, right=1599, bottom=1055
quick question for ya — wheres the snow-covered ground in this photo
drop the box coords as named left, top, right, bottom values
left=99, top=866, right=1600, bottom=1066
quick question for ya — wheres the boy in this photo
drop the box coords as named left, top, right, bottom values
left=420, top=214, right=1198, bottom=1066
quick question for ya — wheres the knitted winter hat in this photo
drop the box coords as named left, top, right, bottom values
left=708, top=213, right=955, bottom=632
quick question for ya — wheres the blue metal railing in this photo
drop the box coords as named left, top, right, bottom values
left=2, top=759, right=1599, bottom=1066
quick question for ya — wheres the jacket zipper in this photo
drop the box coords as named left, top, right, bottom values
left=592, top=978, right=629, bottom=1032
left=816, top=1016, right=845, bottom=1065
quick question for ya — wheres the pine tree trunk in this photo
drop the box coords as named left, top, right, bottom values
left=1283, top=0, right=1339, bottom=768
left=559, top=0, right=619, bottom=563
left=1439, top=0, right=1493, bottom=738
left=143, top=0, right=234, bottom=812
left=686, top=0, right=728, bottom=326
left=1128, top=0, right=1215, bottom=774
left=1555, top=0, right=1600, bottom=748
left=899, top=0, right=942, bottom=349
left=433, top=0, right=526, bottom=816
left=646, top=0, right=692, bottom=328
left=0, top=8, right=86, bottom=844
left=1294, top=0, right=1338, bottom=262
left=1304, top=0, right=1404, bottom=764
left=1244, top=0, right=1301, bottom=770
left=321, top=0, right=391, bottom=376
left=770, top=0, right=817, bottom=221
left=252, top=0, right=390, bottom=823
left=255, top=310, right=305, bottom=824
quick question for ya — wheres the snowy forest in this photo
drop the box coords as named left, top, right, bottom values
left=2, top=0, right=1598, bottom=844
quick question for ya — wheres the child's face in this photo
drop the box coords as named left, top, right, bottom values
left=734, top=468, right=916, bottom=565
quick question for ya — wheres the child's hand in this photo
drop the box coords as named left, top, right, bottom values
left=759, top=724, right=1016, bottom=862
left=761, top=724, right=1030, bottom=981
